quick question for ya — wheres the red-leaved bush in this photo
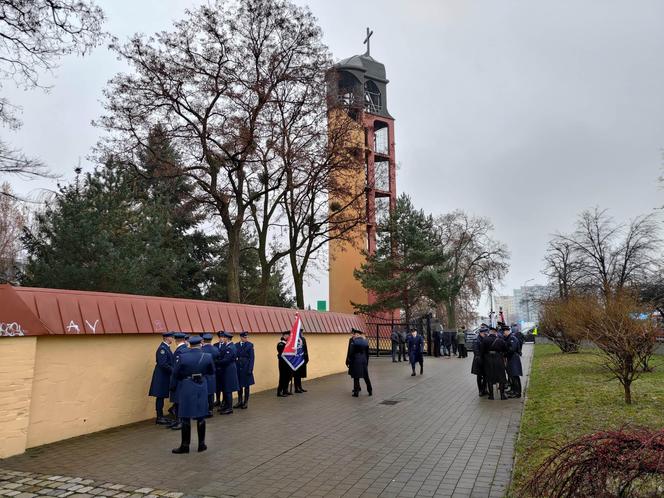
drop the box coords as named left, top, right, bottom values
left=523, top=427, right=664, bottom=497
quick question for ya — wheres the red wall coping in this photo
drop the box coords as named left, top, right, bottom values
left=0, top=284, right=366, bottom=337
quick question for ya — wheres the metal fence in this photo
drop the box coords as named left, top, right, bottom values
left=365, top=314, right=434, bottom=357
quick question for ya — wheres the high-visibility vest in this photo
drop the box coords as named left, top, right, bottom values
left=533, top=327, right=538, bottom=335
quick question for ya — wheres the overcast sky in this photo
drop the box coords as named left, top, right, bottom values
left=4, top=0, right=664, bottom=309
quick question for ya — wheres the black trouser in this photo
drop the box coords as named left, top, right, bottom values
left=509, top=376, right=522, bottom=396
left=294, top=373, right=304, bottom=390
left=451, top=342, right=457, bottom=355
left=278, top=369, right=292, bottom=394
left=221, top=391, right=232, bottom=409
left=207, top=394, right=214, bottom=412
left=179, top=418, right=205, bottom=447
left=476, top=375, right=487, bottom=394
left=236, top=386, right=250, bottom=404
left=391, top=342, right=399, bottom=361
left=155, top=397, right=165, bottom=418
left=458, top=344, right=467, bottom=358
left=398, top=343, right=405, bottom=361
left=433, top=340, right=440, bottom=357
left=410, top=358, right=423, bottom=373
left=353, top=374, right=372, bottom=394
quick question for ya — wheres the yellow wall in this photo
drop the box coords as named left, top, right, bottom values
left=0, top=332, right=350, bottom=457
left=0, top=337, right=37, bottom=458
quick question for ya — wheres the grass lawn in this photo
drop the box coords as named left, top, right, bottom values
left=510, top=343, right=664, bottom=496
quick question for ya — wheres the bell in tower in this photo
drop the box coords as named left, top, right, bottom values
left=327, top=28, right=398, bottom=316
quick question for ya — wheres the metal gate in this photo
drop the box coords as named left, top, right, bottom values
left=365, top=314, right=433, bottom=357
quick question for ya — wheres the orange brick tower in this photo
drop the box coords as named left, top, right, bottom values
left=328, top=29, right=397, bottom=315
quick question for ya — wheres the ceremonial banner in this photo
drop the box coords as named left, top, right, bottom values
left=283, top=313, right=305, bottom=371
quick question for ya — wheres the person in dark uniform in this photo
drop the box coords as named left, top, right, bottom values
left=201, top=333, right=219, bottom=416
left=293, top=331, right=309, bottom=393
left=170, top=335, right=213, bottom=454
left=214, top=331, right=225, bottom=407
left=480, top=326, right=508, bottom=400
left=442, top=330, right=452, bottom=357
left=432, top=321, right=442, bottom=358
left=149, top=332, right=174, bottom=424
left=471, top=326, right=489, bottom=396
left=346, top=328, right=372, bottom=396
left=168, top=332, right=189, bottom=429
left=217, top=331, right=239, bottom=414
left=406, top=327, right=425, bottom=376
left=503, top=325, right=523, bottom=398
left=390, top=329, right=400, bottom=362
left=234, top=331, right=255, bottom=409
left=277, top=331, right=293, bottom=397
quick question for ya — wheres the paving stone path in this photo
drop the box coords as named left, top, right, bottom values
left=1, top=345, right=533, bottom=498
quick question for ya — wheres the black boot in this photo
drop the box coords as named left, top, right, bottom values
left=241, top=389, right=249, bottom=409
left=233, top=391, right=243, bottom=409
left=172, top=421, right=190, bottom=454
left=197, top=419, right=207, bottom=452
left=420, top=364, right=423, bottom=375
left=500, top=384, right=508, bottom=400
left=487, top=385, right=494, bottom=400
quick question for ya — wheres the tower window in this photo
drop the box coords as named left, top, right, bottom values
left=364, top=81, right=381, bottom=113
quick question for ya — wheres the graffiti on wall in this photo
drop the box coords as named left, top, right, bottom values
left=0, top=322, right=26, bottom=336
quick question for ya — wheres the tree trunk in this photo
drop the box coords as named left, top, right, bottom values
left=623, top=380, right=632, bottom=405
left=226, top=226, right=242, bottom=303
left=293, top=270, right=304, bottom=309
left=257, top=268, right=270, bottom=306
left=446, top=296, right=457, bottom=329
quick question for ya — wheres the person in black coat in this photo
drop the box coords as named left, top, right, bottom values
left=201, top=333, right=219, bottom=416
left=217, top=331, right=239, bottom=414
left=480, top=326, right=508, bottom=400
left=432, top=321, right=442, bottom=358
left=346, top=328, right=372, bottom=396
left=149, top=332, right=174, bottom=424
left=277, top=331, right=293, bottom=397
left=471, top=326, right=489, bottom=396
left=503, top=326, right=523, bottom=398
left=406, top=328, right=425, bottom=376
left=442, top=331, right=452, bottom=357
left=293, top=332, right=309, bottom=393
left=234, top=331, right=255, bottom=409
left=170, top=335, right=214, bottom=454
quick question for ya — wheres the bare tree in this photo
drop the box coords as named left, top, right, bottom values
left=0, top=182, right=26, bottom=282
left=559, top=208, right=661, bottom=298
left=96, top=0, right=332, bottom=303
left=433, top=211, right=509, bottom=328
left=0, top=0, right=104, bottom=184
left=543, top=237, right=583, bottom=298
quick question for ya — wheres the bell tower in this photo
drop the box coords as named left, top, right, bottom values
left=328, top=29, right=398, bottom=315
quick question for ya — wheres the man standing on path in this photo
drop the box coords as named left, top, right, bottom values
left=234, top=331, right=254, bottom=409
left=406, top=327, right=425, bottom=376
left=390, top=328, right=400, bottom=362
left=346, top=328, right=372, bottom=397
left=170, top=335, right=213, bottom=454
left=148, top=332, right=174, bottom=425
left=276, top=331, right=293, bottom=397
left=481, top=326, right=508, bottom=400
left=456, top=328, right=467, bottom=358
left=168, top=332, right=189, bottom=430
left=201, top=333, right=219, bottom=416
left=471, top=326, right=488, bottom=396
left=503, top=325, right=523, bottom=398
left=217, top=331, right=239, bottom=414
left=433, top=321, right=443, bottom=357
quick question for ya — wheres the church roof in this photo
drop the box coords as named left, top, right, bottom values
left=334, top=53, right=388, bottom=83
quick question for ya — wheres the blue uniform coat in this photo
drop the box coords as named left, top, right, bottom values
left=406, top=334, right=424, bottom=365
left=236, top=341, right=255, bottom=388
left=148, top=342, right=173, bottom=398
left=170, top=348, right=214, bottom=419
left=217, top=342, right=240, bottom=393
left=505, top=334, right=523, bottom=377
left=201, top=343, right=220, bottom=394
left=169, top=343, right=190, bottom=403
left=346, top=337, right=370, bottom=379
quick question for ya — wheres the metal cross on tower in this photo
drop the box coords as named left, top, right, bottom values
left=363, top=27, right=374, bottom=55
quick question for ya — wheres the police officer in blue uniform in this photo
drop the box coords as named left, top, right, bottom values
left=148, top=332, right=174, bottom=424
left=406, top=327, right=425, bottom=376
left=217, top=331, right=239, bottom=414
left=201, top=333, right=219, bottom=416
left=168, top=332, right=189, bottom=430
left=214, top=331, right=225, bottom=407
left=234, top=331, right=255, bottom=409
left=170, top=335, right=213, bottom=454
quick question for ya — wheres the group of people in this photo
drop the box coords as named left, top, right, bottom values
left=276, top=329, right=309, bottom=397
left=471, top=323, right=524, bottom=400
left=148, top=330, right=255, bottom=454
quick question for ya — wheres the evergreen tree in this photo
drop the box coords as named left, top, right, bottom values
left=353, top=194, right=449, bottom=325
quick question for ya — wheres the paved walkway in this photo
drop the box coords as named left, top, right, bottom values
left=1, top=345, right=533, bottom=498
